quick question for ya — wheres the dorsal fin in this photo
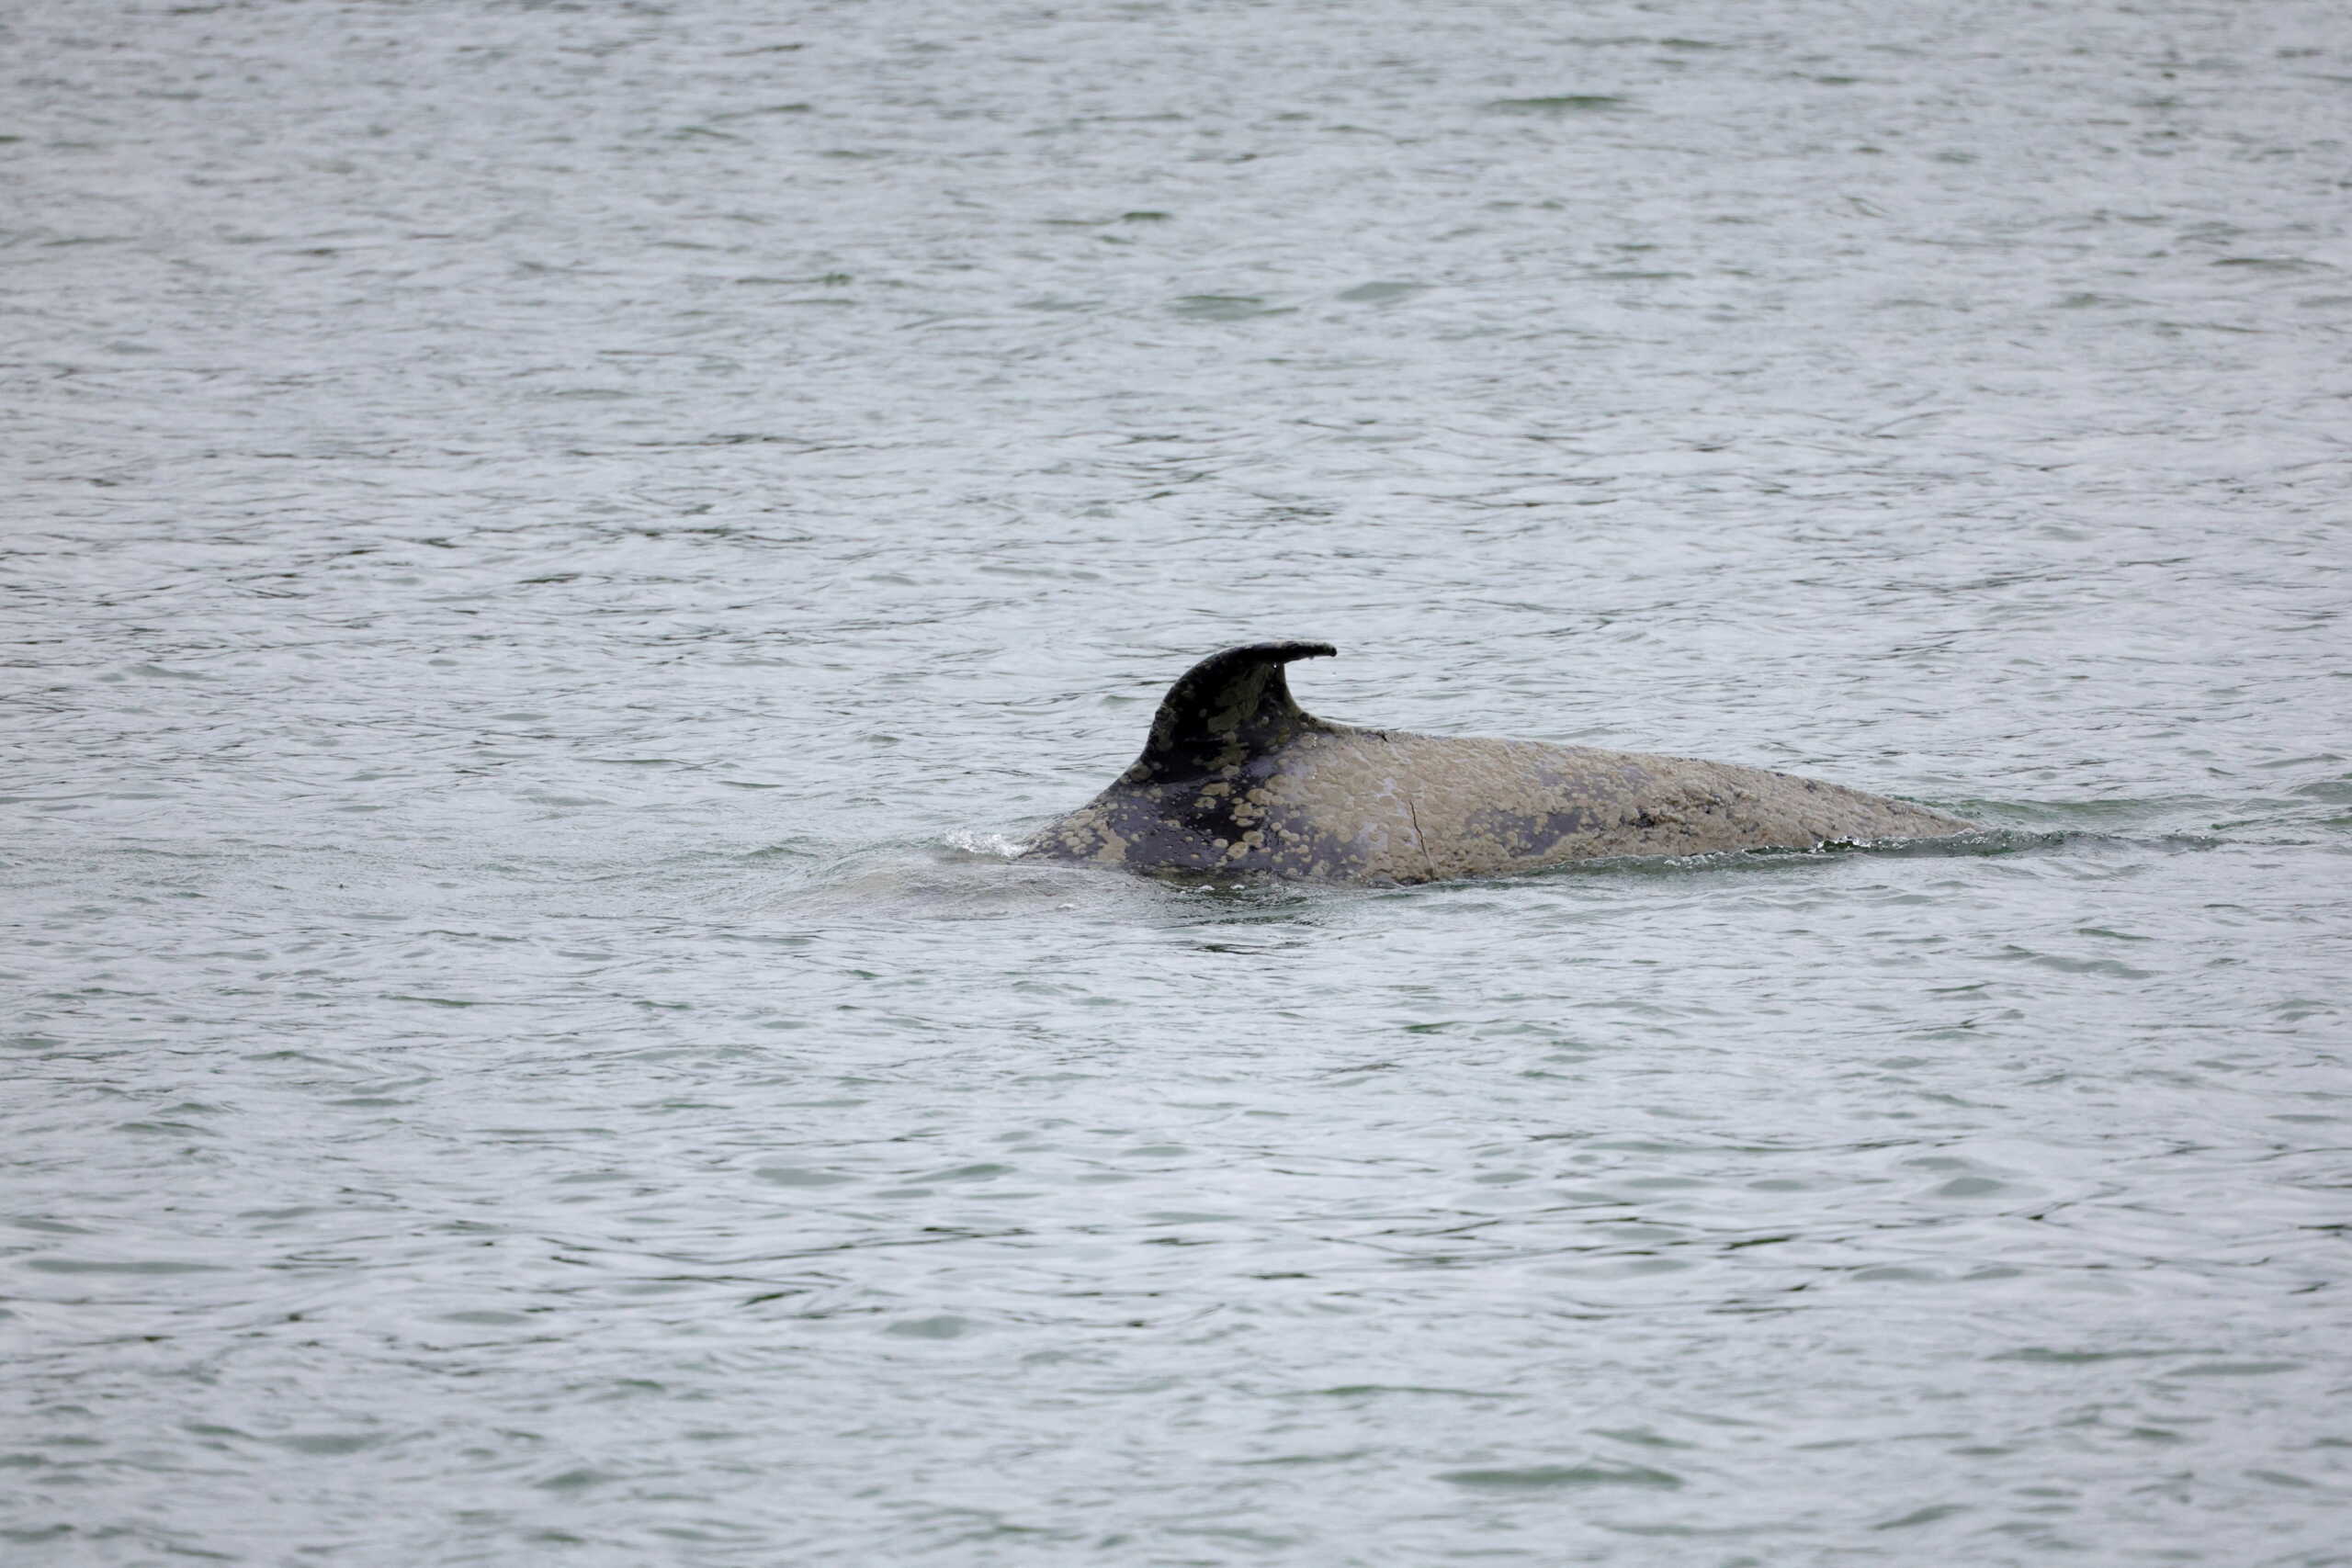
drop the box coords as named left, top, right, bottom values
left=1123, top=641, right=1338, bottom=784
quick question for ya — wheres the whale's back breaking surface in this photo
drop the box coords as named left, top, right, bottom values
left=1023, top=642, right=1972, bottom=884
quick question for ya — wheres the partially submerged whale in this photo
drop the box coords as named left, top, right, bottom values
left=1023, top=641, right=1971, bottom=883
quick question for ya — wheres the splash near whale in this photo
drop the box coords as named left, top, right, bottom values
left=1023, top=641, right=1971, bottom=883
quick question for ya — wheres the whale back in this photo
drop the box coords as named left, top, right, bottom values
left=1023, top=642, right=1970, bottom=882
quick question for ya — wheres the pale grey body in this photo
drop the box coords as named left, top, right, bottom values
left=1024, top=642, right=1972, bottom=884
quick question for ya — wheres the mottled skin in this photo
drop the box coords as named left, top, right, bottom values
left=1023, top=641, right=1973, bottom=884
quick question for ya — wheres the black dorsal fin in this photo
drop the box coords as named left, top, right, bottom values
left=1123, top=641, right=1338, bottom=784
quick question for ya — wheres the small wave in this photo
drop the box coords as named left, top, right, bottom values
left=940, top=829, right=1030, bottom=861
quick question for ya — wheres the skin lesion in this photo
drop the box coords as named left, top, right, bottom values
left=1405, top=796, right=1438, bottom=883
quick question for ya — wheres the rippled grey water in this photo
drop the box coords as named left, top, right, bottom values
left=6, top=0, right=2350, bottom=1562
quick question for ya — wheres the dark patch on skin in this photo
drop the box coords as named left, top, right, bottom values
left=1024, top=643, right=1973, bottom=884
left=1024, top=641, right=1368, bottom=877
left=1457, top=803, right=1603, bottom=860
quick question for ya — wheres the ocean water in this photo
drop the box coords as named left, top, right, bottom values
left=5, top=0, right=2349, bottom=1563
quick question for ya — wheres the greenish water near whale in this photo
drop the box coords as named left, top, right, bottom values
left=6, top=1, right=2348, bottom=1564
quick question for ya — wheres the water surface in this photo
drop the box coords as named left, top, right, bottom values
left=6, top=1, right=2349, bottom=1563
